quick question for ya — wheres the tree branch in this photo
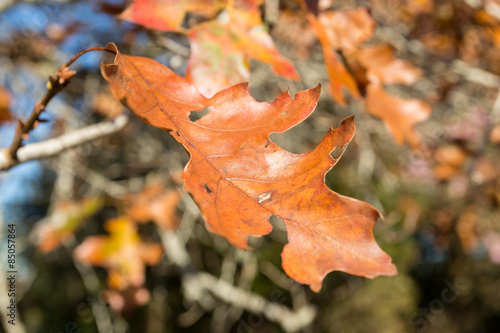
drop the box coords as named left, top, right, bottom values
left=5, top=46, right=115, bottom=166
left=0, top=114, right=129, bottom=171
left=158, top=226, right=316, bottom=332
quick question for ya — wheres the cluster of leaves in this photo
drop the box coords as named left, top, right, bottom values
left=119, top=0, right=432, bottom=148
left=34, top=184, right=180, bottom=311
left=119, top=0, right=299, bottom=98
left=302, top=1, right=431, bottom=148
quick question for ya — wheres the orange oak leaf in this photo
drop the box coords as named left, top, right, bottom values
left=306, top=13, right=360, bottom=105
left=101, top=43, right=396, bottom=291
left=126, top=184, right=182, bottom=230
left=74, top=216, right=163, bottom=290
left=365, top=83, right=432, bottom=147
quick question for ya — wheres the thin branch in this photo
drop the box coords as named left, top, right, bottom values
left=0, top=114, right=129, bottom=171
left=6, top=46, right=116, bottom=164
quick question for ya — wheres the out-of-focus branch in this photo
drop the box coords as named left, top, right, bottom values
left=452, top=60, right=500, bottom=88
left=158, top=226, right=317, bottom=332
left=188, top=271, right=316, bottom=332
left=0, top=114, right=129, bottom=171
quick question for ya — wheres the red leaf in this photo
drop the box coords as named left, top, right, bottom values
left=101, top=43, right=396, bottom=291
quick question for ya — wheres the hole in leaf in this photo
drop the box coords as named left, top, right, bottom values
left=189, top=107, right=210, bottom=122
left=330, top=146, right=345, bottom=160
left=101, top=51, right=116, bottom=66
left=269, top=121, right=313, bottom=154
left=204, top=183, right=212, bottom=194
left=268, top=215, right=287, bottom=244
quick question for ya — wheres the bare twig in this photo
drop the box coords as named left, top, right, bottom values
left=5, top=46, right=116, bottom=166
left=0, top=114, right=129, bottom=171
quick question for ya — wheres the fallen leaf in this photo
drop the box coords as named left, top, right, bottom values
left=365, top=83, right=431, bottom=147
left=101, top=43, right=397, bottom=291
left=74, top=216, right=163, bottom=290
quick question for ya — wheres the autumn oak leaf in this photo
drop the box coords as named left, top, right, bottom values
left=101, top=43, right=397, bottom=291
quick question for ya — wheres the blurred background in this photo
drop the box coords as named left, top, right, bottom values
left=0, top=0, right=500, bottom=332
